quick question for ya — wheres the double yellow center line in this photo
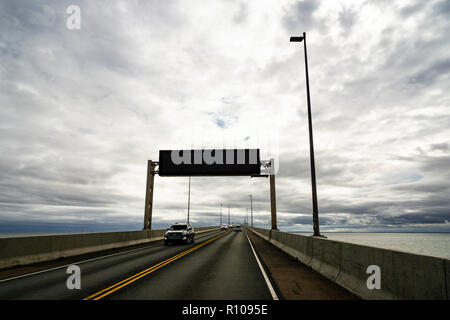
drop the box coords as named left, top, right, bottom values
left=83, top=230, right=230, bottom=300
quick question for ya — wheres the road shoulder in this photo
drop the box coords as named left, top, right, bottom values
left=246, top=229, right=359, bottom=300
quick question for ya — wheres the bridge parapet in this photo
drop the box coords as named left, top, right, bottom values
left=247, top=227, right=449, bottom=300
left=0, top=226, right=219, bottom=270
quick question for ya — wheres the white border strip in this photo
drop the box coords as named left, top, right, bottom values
left=245, top=230, right=279, bottom=300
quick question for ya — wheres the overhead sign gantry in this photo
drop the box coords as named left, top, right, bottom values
left=143, top=149, right=277, bottom=231
left=159, top=149, right=261, bottom=176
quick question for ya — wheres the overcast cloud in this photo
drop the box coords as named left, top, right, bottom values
left=0, top=0, right=449, bottom=234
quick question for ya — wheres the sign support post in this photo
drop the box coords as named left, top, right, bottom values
left=143, top=160, right=157, bottom=231
left=269, top=159, right=278, bottom=230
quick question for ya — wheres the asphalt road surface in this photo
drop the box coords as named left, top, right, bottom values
left=0, top=229, right=274, bottom=300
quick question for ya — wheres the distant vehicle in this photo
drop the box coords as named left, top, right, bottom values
left=164, top=223, right=195, bottom=245
left=234, top=224, right=242, bottom=232
left=221, top=225, right=228, bottom=230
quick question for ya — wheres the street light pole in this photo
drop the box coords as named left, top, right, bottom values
left=187, top=176, right=191, bottom=224
left=220, top=204, right=222, bottom=227
left=249, top=195, right=253, bottom=227
left=290, top=32, right=321, bottom=237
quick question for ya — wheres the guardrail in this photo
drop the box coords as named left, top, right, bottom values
left=248, top=227, right=449, bottom=300
left=0, top=226, right=219, bottom=270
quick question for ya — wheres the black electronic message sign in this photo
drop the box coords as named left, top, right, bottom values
left=159, top=149, right=260, bottom=176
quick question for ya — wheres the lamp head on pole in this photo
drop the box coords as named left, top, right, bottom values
left=290, top=36, right=304, bottom=42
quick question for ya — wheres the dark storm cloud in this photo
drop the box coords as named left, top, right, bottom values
left=400, top=2, right=426, bottom=18
left=279, top=211, right=450, bottom=228
left=303, top=190, right=448, bottom=224
left=420, top=156, right=450, bottom=175
left=282, top=0, right=325, bottom=32
left=233, top=2, right=248, bottom=24
left=270, top=144, right=450, bottom=230
left=338, top=6, right=357, bottom=34
left=276, top=196, right=450, bottom=228
left=430, top=143, right=449, bottom=152
left=391, top=150, right=450, bottom=177
left=433, top=0, right=450, bottom=17
left=0, top=1, right=60, bottom=32
left=392, top=181, right=450, bottom=194
left=276, top=153, right=373, bottom=188
left=409, top=58, right=450, bottom=85
left=0, top=0, right=181, bottom=229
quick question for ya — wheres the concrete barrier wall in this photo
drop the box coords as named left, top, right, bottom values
left=248, top=227, right=449, bottom=300
left=0, top=226, right=219, bottom=270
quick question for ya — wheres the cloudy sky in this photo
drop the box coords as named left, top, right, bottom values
left=1, top=0, right=449, bottom=234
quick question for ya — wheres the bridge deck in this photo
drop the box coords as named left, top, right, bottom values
left=0, top=229, right=358, bottom=299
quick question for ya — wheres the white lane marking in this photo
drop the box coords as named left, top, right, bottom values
left=0, top=231, right=220, bottom=283
left=245, top=230, right=279, bottom=300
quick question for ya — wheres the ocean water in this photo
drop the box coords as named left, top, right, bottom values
left=315, top=233, right=450, bottom=259
left=0, top=232, right=67, bottom=238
